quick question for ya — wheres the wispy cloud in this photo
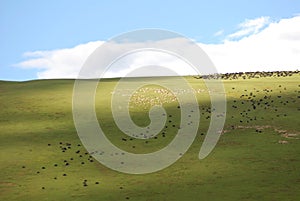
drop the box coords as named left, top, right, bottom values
left=15, top=16, right=300, bottom=79
left=227, top=16, right=270, bottom=39
left=214, top=29, right=224, bottom=37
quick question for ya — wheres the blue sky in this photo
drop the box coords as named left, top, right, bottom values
left=1, top=0, right=300, bottom=80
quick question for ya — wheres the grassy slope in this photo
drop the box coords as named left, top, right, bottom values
left=0, top=75, right=299, bottom=201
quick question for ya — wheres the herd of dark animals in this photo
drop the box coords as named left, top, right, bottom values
left=20, top=70, right=299, bottom=195
left=194, top=70, right=299, bottom=80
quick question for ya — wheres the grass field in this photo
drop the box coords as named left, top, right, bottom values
left=0, top=72, right=299, bottom=201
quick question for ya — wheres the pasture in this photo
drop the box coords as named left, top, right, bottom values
left=0, top=72, right=299, bottom=200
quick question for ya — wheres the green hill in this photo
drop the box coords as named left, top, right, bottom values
left=1, top=73, right=299, bottom=201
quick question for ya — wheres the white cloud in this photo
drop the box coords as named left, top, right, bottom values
left=202, top=16, right=300, bottom=73
left=17, top=41, right=103, bottom=78
left=103, top=50, right=199, bottom=78
left=16, top=16, right=300, bottom=79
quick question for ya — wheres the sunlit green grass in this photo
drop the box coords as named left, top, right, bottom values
left=0, top=74, right=299, bottom=201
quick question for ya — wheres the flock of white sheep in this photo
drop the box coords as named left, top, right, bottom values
left=112, top=87, right=207, bottom=110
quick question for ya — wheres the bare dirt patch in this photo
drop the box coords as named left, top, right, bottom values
left=0, top=182, right=16, bottom=187
left=222, top=125, right=299, bottom=143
